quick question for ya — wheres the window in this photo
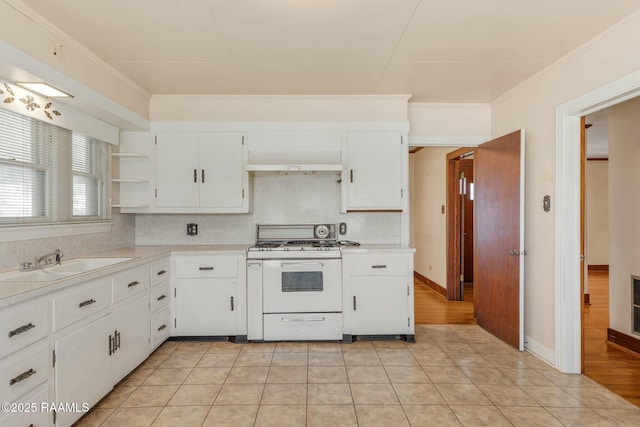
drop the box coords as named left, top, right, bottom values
left=0, top=108, right=111, bottom=227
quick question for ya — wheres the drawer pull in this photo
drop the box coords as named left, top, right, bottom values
left=281, top=317, right=325, bottom=322
left=8, top=322, right=35, bottom=338
left=9, top=368, right=36, bottom=386
left=157, top=294, right=167, bottom=301
left=127, top=280, right=140, bottom=288
left=230, top=296, right=234, bottom=311
left=353, top=296, right=357, bottom=310
left=157, top=270, right=167, bottom=276
left=79, top=298, right=96, bottom=308
left=158, top=324, right=167, bottom=332
left=371, top=265, right=387, bottom=269
left=199, top=267, right=214, bottom=271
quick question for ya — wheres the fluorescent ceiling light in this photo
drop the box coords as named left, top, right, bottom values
left=15, top=82, right=73, bottom=98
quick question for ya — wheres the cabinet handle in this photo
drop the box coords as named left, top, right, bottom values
left=158, top=324, right=167, bottom=332
left=157, top=270, right=167, bottom=276
left=199, top=266, right=214, bottom=271
left=230, top=296, right=234, bottom=311
left=350, top=169, right=354, bottom=183
left=157, top=294, right=167, bottom=301
left=116, top=330, right=121, bottom=350
left=201, top=169, right=205, bottom=183
left=79, top=298, right=96, bottom=308
left=353, top=296, right=357, bottom=310
left=9, top=368, right=36, bottom=386
left=109, top=334, right=114, bottom=355
left=371, top=265, right=387, bottom=269
left=127, top=280, right=140, bottom=288
left=8, top=322, right=35, bottom=338
left=193, top=169, right=197, bottom=183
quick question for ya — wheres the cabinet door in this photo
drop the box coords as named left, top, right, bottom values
left=175, top=279, right=237, bottom=336
left=156, top=132, right=200, bottom=207
left=345, top=132, right=403, bottom=210
left=351, top=277, right=409, bottom=335
left=55, top=315, right=113, bottom=427
left=112, top=294, right=151, bottom=383
left=199, top=132, right=246, bottom=209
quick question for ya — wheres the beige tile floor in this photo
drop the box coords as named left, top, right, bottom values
left=74, top=325, right=640, bottom=426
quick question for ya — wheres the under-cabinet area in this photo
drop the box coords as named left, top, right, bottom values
left=0, top=245, right=413, bottom=426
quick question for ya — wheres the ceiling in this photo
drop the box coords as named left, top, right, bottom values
left=18, top=0, right=640, bottom=103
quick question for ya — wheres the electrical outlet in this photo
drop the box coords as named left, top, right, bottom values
left=339, top=222, right=347, bottom=235
left=187, top=223, right=198, bottom=236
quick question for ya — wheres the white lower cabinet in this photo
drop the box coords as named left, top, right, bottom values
left=172, top=253, right=246, bottom=339
left=151, top=307, right=171, bottom=349
left=55, top=314, right=113, bottom=427
left=0, top=384, right=51, bottom=427
left=343, top=251, right=415, bottom=339
left=111, top=294, right=151, bottom=384
left=175, top=280, right=236, bottom=336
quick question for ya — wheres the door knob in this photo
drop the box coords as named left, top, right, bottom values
left=509, top=249, right=519, bottom=256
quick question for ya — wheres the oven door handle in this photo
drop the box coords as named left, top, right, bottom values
left=280, top=262, right=324, bottom=268
left=281, top=317, right=325, bottom=322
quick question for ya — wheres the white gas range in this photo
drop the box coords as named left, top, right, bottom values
left=247, top=224, right=355, bottom=341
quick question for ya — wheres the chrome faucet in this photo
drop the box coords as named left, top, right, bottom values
left=21, top=249, right=63, bottom=271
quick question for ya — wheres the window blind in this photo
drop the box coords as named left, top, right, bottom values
left=0, top=107, right=111, bottom=226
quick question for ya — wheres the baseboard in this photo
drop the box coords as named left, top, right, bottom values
left=607, top=328, right=640, bottom=356
left=588, top=265, right=609, bottom=272
left=414, top=271, right=447, bottom=297
left=524, top=335, right=556, bottom=368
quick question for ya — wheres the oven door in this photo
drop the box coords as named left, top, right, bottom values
left=262, top=259, right=342, bottom=313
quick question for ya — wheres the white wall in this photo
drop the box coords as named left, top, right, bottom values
left=410, top=147, right=456, bottom=288
left=608, top=97, right=640, bottom=335
left=491, top=10, right=640, bottom=359
left=585, top=161, right=609, bottom=266
left=151, top=95, right=409, bottom=122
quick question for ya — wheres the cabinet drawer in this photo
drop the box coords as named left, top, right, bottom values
left=0, top=384, right=49, bottom=427
left=174, top=256, right=238, bottom=278
left=348, top=255, right=409, bottom=276
left=150, top=258, right=170, bottom=287
left=150, top=283, right=170, bottom=313
left=0, top=339, right=49, bottom=404
left=151, top=307, right=171, bottom=350
left=54, top=278, right=111, bottom=331
left=113, top=265, right=150, bottom=303
left=0, top=299, right=49, bottom=359
left=263, top=313, right=342, bottom=341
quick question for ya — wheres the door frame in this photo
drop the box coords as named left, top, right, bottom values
left=556, top=69, right=640, bottom=373
left=446, top=148, right=474, bottom=301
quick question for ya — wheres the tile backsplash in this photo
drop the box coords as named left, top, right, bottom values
left=135, top=173, right=402, bottom=245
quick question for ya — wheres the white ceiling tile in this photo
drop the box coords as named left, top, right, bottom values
left=238, top=62, right=387, bottom=94
left=376, top=61, right=552, bottom=103
left=108, top=61, right=252, bottom=94
left=203, top=0, right=420, bottom=62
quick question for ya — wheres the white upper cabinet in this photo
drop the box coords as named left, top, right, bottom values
left=155, top=131, right=249, bottom=213
left=343, top=131, right=405, bottom=211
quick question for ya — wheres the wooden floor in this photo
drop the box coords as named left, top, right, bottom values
left=583, top=271, right=640, bottom=407
left=413, top=279, right=475, bottom=325
left=414, top=273, right=640, bottom=407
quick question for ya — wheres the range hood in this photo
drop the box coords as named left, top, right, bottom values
left=245, top=131, right=344, bottom=172
left=245, top=150, right=343, bottom=172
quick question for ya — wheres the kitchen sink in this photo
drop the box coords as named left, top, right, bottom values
left=41, top=257, right=133, bottom=273
left=0, top=257, right=134, bottom=282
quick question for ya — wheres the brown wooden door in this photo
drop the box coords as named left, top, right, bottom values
left=474, top=130, right=525, bottom=350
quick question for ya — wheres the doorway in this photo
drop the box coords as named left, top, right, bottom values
left=445, top=148, right=474, bottom=301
